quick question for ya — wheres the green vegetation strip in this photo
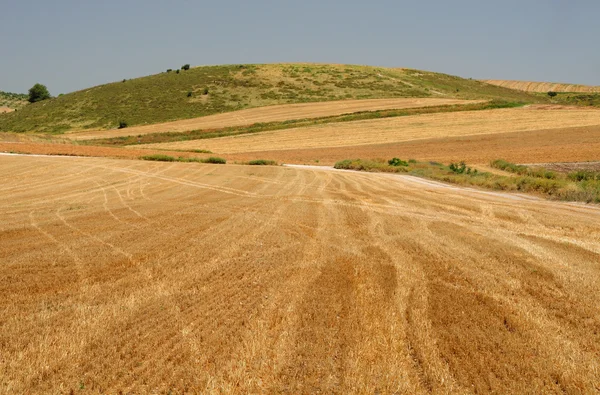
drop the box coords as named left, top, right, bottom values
left=246, top=159, right=278, bottom=166
left=334, top=158, right=600, bottom=204
left=140, top=154, right=226, bottom=164
left=535, top=92, right=600, bottom=107
left=87, top=100, right=524, bottom=147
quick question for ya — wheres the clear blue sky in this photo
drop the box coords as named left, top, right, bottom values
left=1, top=0, right=598, bottom=94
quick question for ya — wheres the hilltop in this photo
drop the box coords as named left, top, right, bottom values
left=0, top=64, right=542, bottom=134
left=0, top=91, right=28, bottom=112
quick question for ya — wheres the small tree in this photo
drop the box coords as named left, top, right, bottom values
left=28, top=83, right=51, bottom=103
left=548, top=91, right=557, bottom=98
left=118, top=120, right=128, bottom=129
left=181, top=64, right=190, bottom=71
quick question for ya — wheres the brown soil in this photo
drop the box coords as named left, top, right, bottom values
left=0, top=142, right=215, bottom=160
left=0, top=107, right=15, bottom=113
left=1, top=156, right=599, bottom=394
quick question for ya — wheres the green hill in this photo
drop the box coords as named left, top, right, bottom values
left=0, top=91, right=28, bottom=110
left=0, top=64, right=545, bottom=134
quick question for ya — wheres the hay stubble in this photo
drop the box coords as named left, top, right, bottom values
left=1, top=156, right=599, bottom=394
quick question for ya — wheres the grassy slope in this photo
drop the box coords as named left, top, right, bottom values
left=0, top=91, right=28, bottom=110
left=0, top=64, right=544, bottom=134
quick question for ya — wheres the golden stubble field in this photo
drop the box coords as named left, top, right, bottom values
left=483, top=80, right=600, bottom=93
left=65, top=98, right=480, bottom=140
left=137, top=107, right=600, bottom=154
left=1, top=155, right=599, bottom=394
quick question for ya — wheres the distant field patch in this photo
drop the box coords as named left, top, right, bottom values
left=139, top=108, right=600, bottom=154
left=66, top=98, right=482, bottom=140
left=483, top=80, right=600, bottom=93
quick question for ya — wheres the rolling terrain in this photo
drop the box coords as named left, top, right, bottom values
left=0, top=90, right=28, bottom=111
left=1, top=155, right=599, bottom=394
left=65, top=98, right=481, bottom=140
left=2, top=62, right=600, bottom=394
left=483, top=79, right=600, bottom=93
left=0, top=64, right=542, bottom=134
left=137, top=107, right=600, bottom=154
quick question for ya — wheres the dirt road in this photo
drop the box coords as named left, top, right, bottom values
left=1, top=156, right=599, bottom=394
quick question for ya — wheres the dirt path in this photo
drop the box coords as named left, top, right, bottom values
left=1, top=156, right=599, bottom=394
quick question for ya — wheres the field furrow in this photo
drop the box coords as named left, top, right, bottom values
left=1, top=156, right=599, bottom=394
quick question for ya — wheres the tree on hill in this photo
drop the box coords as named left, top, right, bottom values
left=181, top=64, right=190, bottom=71
left=28, top=83, right=51, bottom=103
left=547, top=91, right=557, bottom=98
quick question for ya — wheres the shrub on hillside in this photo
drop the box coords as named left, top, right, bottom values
left=28, top=83, right=51, bottom=103
left=568, top=170, right=600, bottom=182
left=187, top=91, right=193, bottom=97
left=181, top=64, right=190, bottom=71
left=118, top=120, right=128, bottom=129
left=449, top=161, right=467, bottom=174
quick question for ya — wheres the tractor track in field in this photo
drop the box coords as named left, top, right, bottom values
left=1, top=155, right=600, bottom=394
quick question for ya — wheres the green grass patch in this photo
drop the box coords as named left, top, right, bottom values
left=535, top=92, right=600, bottom=107
left=0, top=90, right=28, bottom=110
left=491, top=159, right=557, bottom=179
left=335, top=158, right=600, bottom=204
left=139, top=154, right=176, bottom=162
left=202, top=156, right=227, bottom=164
left=140, top=154, right=226, bottom=164
left=247, top=159, right=278, bottom=166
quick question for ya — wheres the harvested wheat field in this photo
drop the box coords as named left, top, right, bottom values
left=224, top=125, right=600, bottom=166
left=483, top=80, right=600, bottom=93
left=1, top=155, right=599, bottom=394
left=139, top=107, right=600, bottom=154
left=65, top=98, right=481, bottom=140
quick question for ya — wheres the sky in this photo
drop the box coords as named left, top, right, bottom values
left=1, top=0, right=599, bottom=94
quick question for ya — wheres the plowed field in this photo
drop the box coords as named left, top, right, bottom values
left=138, top=108, right=600, bottom=154
left=65, top=98, right=482, bottom=140
left=2, top=155, right=599, bottom=394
